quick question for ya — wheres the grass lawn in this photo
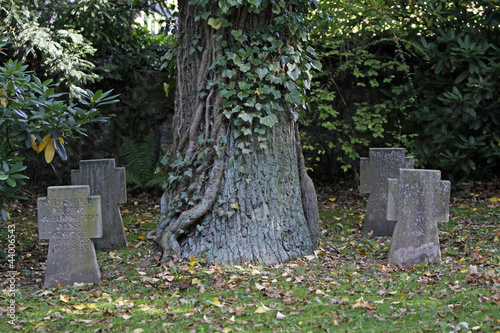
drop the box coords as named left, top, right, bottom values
left=1, top=182, right=499, bottom=332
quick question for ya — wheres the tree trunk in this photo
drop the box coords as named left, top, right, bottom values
left=148, top=0, right=320, bottom=265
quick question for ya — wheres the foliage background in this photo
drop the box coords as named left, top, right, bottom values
left=0, top=0, right=176, bottom=190
left=303, top=0, right=500, bottom=188
left=1, top=0, right=499, bottom=196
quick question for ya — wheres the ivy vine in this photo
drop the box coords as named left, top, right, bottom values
left=192, top=0, right=321, bottom=151
left=158, top=0, right=321, bottom=213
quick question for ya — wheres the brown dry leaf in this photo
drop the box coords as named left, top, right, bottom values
left=468, top=265, right=479, bottom=275
left=352, top=297, right=376, bottom=310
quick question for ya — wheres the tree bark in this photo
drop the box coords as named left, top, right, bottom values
left=148, top=0, right=320, bottom=265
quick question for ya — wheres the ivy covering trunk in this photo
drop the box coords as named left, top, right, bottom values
left=148, top=0, right=321, bottom=264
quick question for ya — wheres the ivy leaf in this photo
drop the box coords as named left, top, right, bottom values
left=248, top=0, right=262, bottom=8
left=256, top=68, right=269, bottom=79
left=268, top=62, right=280, bottom=72
left=231, top=29, right=247, bottom=43
left=238, top=112, right=254, bottom=123
left=237, top=90, right=251, bottom=99
left=238, top=63, right=251, bottom=72
left=270, top=87, right=281, bottom=99
left=288, top=68, right=301, bottom=81
left=311, top=60, right=322, bottom=71
left=285, top=89, right=302, bottom=104
left=238, top=81, right=252, bottom=90
left=208, top=17, right=222, bottom=30
left=260, top=114, right=278, bottom=127
left=218, top=0, right=233, bottom=14
left=222, top=69, right=236, bottom=79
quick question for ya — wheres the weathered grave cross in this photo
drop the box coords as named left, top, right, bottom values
left=72, top=159, right=127, bottom=251
left=38, top=186, right=102, bottom=288
left=360, top=148, right=414, bottom=238
left=386, top=169, right=451, bottom=266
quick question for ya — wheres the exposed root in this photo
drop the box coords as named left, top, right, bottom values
left=296, top=122, right=321, bottom=247
left=148, top=155, right=225, bottom=259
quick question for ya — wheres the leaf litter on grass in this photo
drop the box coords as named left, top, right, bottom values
left=2, top=183, right=500, bottom=332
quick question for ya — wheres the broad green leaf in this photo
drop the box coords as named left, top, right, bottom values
left=92, top=89, right=103, bottom=102
left=238, top=112, right=254, bottom=123
left=6, top=177, right=16, bottom=187
left=238, top=63, right=251, bottom=72
left=260, top=114, right=278, bottom=127
left=268, top=62, right=280, bottom=72
left=54, top=138, right=68, bottom=161
left=256, top=68, right=269, bottom=79
left=8, top=163, right=27, bottom=174
left=285, top=89, right=302, bottom=104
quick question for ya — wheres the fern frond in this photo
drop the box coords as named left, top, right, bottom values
left=122, top=133, right=157, bottom=186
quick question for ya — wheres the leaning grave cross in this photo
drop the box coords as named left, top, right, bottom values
left=386, top=169, right=451, bottom=266
left=38, top=185, right=102, bottom=288
left=360, top=148, right=414, bottom=238
left=72, top=159, right=127, bottom=251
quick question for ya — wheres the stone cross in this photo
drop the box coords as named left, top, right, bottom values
left=72, top=159, right=127, bottom=251
left=386, top=169, right=451, bottom=266
left=360, top=148, right=414, bottom=238
left=38, top=186, right=102, bottom=288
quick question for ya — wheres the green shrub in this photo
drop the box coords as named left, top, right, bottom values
left=406, top=0, right=500, bottom=187
left=303, top=1, right=417, bottom=179
left=305, top=0, right=500, bottom=186
left=0, top=36, right=118, bottom=220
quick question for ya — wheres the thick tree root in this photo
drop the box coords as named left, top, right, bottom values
left=147, top=158, right=225, bottom=259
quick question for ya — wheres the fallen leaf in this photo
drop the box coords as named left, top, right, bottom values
left=189, top=256, right=200, bottom=266
left=60, top=294, right=70, bottom=303
left=276, top=312, right=286, bottom=319
left=254, top=303, right=271, bottom=313
left=255, top=283, right=265, bottom=291
left=352, top=297, right=376, bottom=310
left=211, top=297, right=221, bottom=307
